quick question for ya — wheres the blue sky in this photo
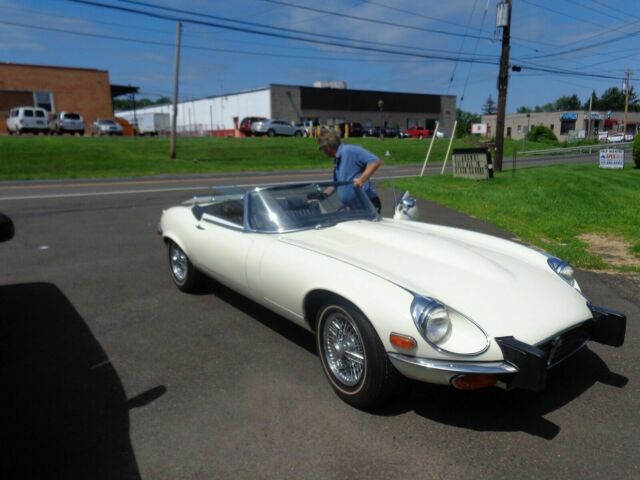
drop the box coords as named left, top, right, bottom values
left=2, top=0, right=639, bottom=113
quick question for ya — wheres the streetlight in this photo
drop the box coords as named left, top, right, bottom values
left=377, top=99, right=384, bottom=140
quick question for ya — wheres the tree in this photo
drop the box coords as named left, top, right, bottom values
left=456, top=108, right=481, bottom=137
left=482, top=95, right=496, bottom=115
left=554, top=94, right=581, bottom=111
left=112, top=96, right=171, bottom=111
left=583, top=90, right=598, bottom=110
left=516, top=106, right=532, bottom=113
left=527, top=125, right=558, bottom=144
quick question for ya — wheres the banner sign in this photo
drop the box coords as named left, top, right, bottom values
left=471, top=123, right=488, bottom=135
left=561, top=112, right=578, bottom=120
left=452, top=148, right=494, bottom=180
left=599, top=149, right=624, bottom=169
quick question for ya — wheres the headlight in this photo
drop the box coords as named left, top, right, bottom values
left=547, top=256, right=581, bottom=291
left=411, top=296, right=451, bottom=344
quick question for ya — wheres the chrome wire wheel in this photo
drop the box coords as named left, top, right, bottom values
left=169, top=243, right=188, bottom=283
left=322, top=309, right=366, bottom=387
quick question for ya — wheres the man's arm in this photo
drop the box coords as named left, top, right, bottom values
left=354, top=158, right=383, bottom=188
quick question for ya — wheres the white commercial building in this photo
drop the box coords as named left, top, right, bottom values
left=117, top=84, right=456, bottom=136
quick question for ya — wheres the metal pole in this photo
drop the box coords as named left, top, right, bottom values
left=170, top=21, right=182, bottom=159
left=494, top=0, right=512, bottom=172
left=623, top=69, right=631, bottom=138
left=420, top=121, right=439, bottom=176
left=441, top=120, right=457, bottom=174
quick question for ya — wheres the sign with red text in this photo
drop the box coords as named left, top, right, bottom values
left=599, top=149, right=624, bottom=169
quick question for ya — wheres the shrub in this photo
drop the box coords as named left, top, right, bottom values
left=633, top=135, right=640, bottom=168
left=527, top=125, right=558, bottom=144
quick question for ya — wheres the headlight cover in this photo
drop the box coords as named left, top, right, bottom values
left=547, top=256, right=581, bottom=292
left=411, top=296, right=451, bottom=345
left=411, top=295, right=490, bottom=355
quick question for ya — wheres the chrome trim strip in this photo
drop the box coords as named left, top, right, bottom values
left=387, top=352, right=518, bottom=375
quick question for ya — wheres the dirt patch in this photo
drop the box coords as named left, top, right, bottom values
left=578, top=233, right=640, bottom=268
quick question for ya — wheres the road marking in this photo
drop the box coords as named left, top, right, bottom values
left=0, top=174, right=422, bottom=201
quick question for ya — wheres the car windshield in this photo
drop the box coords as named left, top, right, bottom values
left=248, top=182, right=377, bottom=233
left=99, top=120, right=116, bottom=125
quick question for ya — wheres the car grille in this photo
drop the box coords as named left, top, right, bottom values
left=537, top=321, right=592, bottom=368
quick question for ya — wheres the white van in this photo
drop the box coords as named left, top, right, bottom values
left=6, top=107, right=50, bottom=135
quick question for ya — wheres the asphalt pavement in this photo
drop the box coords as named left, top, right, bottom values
left=0, top=171, right=638, bottom=479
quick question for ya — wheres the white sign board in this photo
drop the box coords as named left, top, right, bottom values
left=471, top=123, right=488, bottom=135
left=599, top=149, right=624, bottom=169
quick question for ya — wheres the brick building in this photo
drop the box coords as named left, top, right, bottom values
left=0, top=62, right=116, bottom=134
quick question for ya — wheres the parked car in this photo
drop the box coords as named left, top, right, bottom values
left=49, top=111, right=85, bottom=135
left=403, top=126, right=432, bottom=139
left=335, top=122, right=365, bottom=137
left=295, top=119, right=320, bottom=137
left=251, top=119, right=302, bottom=137
left=6, top=106, right=50, bottom=135
left=158, top=181, right=626, bottom=409
left=606, top=133, right=625, bottom=143
left=239, top=116, right=267, bottom=136
left=91, top=119, right=123, bottom=136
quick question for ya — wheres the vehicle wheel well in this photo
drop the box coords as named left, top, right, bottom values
left=304, top=290, right=360, bottom=332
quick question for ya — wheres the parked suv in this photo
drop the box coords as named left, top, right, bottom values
left=91, top=118, right=123, bottom=136
left=6, top=107, right=50, bottom=135
left=50, top=111, right=85, bottom=135
left=251, top=119, right=302, bottom=137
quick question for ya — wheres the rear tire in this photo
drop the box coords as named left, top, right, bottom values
left=315, top=299, right=401, bottom=409
left=168, top=240, right=202, bottom=293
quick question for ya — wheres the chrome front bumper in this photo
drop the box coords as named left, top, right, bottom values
left=389, top=303, right=626, bottom=391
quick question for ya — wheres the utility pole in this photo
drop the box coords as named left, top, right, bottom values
left=170, top=22, right=182, bottom=159
left=494, top=0, right=512, bottom=172
left=587, top=95, right=593, bottom=139
left=623, top=69, right=631, bottom=138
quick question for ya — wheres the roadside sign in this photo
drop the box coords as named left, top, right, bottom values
left=452, top=148, right=493, bottom=180
left=599, top=149, right=624, bottom=169
left=471, top=123, right=488, bottom=135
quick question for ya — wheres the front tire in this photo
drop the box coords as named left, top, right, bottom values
left=168, top=240, right=202, bottom=293
left=267, top=129, right=275, bottom=137
left=316, top=300, right=400, bottom=409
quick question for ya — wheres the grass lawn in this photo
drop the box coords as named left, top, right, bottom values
left=391, top=163, right=640, bottom=273
left=0, top=135, right=550, bottom=181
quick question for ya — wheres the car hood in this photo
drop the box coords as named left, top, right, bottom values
left=280, top=219, right=591, bottom=343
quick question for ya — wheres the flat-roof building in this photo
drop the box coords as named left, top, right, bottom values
left=0, top=62, right=123, bottom=134
left=117, top=84, right=456, bottom=136
left=482, top=110, right=640, bottom=142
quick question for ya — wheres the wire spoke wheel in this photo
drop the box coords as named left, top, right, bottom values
left=322, top=310, right=366, bottom=387
left=170, top=243, right=188, bottom=283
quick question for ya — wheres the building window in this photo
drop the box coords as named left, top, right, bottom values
left=517, top=125, right=522, bottom=133
left=560, top=120, right=576, bottom=134
left=550, top=124, right=554, bottom=131
left=507, top=127, right=512, bottom=137
left=34, top=91, right=54, bottom=112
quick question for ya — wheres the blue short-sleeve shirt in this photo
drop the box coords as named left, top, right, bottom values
left=333, top=144, right=379, bottom=204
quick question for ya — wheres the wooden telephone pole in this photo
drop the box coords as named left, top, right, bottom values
left=170, top=22, right=182, bottom=160
left=623, top=69, right=632, bottom=138
left=494, top=0, right=512, bottom=172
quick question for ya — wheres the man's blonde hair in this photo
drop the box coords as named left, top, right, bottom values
left=317, top=127, right=341, bottom=150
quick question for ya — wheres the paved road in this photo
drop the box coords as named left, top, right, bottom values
left=1, top=174, right=637, bottom=479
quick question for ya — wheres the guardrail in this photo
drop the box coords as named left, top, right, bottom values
left=519, top=142, right=633, bottom=157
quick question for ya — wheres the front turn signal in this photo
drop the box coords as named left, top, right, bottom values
left=390, top=332, right=417, bottom=351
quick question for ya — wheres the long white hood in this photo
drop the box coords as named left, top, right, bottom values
left=280, top=219, right=592, bottom=344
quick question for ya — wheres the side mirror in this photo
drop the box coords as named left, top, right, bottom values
left=393, top=191, right=419, bottom=221
left=0, top=213, right=15, bottom=243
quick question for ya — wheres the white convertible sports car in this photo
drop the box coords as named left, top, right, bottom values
left=158, top=181, right=626, bottom=408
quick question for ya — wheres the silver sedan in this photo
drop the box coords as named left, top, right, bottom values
left=251, top=119, right=303, bottom=137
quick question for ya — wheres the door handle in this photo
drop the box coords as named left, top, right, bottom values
left=196, top=224, right=204, bottom=230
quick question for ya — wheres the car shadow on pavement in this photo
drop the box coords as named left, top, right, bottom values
left=375, top=347, right=627, bottom=440
left=197, top=276, right=317, bottom=355
left=0, top=283, right=166, bottom=480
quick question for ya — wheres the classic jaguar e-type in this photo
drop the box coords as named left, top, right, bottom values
left=158, top=181, right=626, bottom=408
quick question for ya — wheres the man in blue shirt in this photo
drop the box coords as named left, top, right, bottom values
left=317, top=128, right=383, bottom=213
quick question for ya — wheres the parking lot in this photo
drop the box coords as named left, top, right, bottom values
left=1, top=177, right=638, bottom=480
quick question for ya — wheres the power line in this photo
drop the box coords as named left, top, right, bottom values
left=257, top=0, right=493, bottom=40
left=60, top=0, right=626, bottom=81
